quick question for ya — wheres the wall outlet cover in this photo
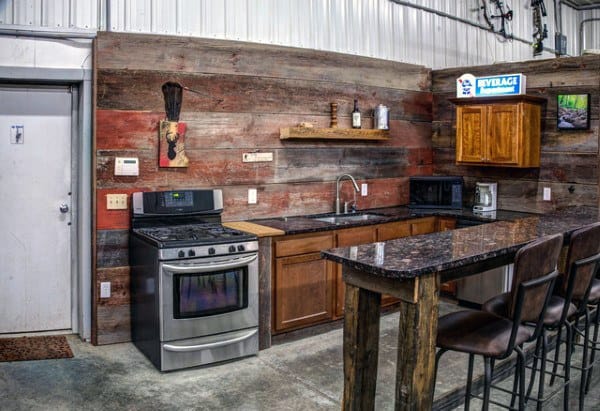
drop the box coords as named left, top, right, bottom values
left=543, top=187, right=551, bottom=201
left=100, top=282, right=111, bottom=298
left=248, top=188, right=257, bottom=204
left=361, top=183, right=368, bottom=196
left=243, top=152, right=273, bottom=162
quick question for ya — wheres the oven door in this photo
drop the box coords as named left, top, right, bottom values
left=159, top=252, right=259, bottom=342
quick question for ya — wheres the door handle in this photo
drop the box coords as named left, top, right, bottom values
left=59, top=204, right=69, bottom=213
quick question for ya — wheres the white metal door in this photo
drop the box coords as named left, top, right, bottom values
left=0, top=85, right=73, bottom=334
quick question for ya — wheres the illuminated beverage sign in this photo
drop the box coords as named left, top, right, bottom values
left=456, top=73, right=526, bottom=98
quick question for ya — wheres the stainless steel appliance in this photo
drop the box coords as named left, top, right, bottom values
left=129, top=189, right=259, bottom=371
left=473, top=182, right=497, bottom=212
left=409, top=176, right=463, bottom=209
left=456, top=265, right=513, bottom=306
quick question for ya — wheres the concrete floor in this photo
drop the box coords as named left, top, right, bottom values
left=1, top=303, right=599, bottom=410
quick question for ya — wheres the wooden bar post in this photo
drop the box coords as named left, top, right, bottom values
left=343, top=283, right=382, bottom=411
left=395, top=275, right=439, bottom=410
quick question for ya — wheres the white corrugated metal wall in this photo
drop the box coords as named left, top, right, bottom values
left=1, top=0, right=598, bottom=69
left=580, top=8, right=600, bottom=54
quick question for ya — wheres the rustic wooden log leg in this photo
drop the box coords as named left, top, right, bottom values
left=395, top=275, right=439, bottom=411
left=343, top=283, right=382, bottom=411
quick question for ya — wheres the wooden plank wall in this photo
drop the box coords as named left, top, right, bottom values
left=94, top=32, right=433, bottom=344
left=432, top=56, right=600, bottom=214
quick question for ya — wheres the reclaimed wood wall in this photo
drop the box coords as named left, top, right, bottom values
left=432, top=56, right=600, bottom=213
left=93, top=32, right=433, bottom=344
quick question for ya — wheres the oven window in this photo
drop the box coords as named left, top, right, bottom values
left=173, top=268, right=248, bottom=318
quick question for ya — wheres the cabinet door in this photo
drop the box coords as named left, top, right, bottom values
left=274, top=252, right=334, bottom=333
left=487, top=104, right=519, bottom=165
left=335, top=226, right=377, bottom=318
left=456, top=105, right=486, bottom=163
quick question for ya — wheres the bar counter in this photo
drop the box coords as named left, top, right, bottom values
left=320, top=206, right=599, bottom=410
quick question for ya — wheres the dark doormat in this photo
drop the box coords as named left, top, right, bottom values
left=0, top=335, right=74, bottom=362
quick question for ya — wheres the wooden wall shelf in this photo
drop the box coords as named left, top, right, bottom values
left=280, top=127, right=390, bottom=141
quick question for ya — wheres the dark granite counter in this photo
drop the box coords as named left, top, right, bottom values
left=251, top=206, right=535, bottom=236
left=321, top=206, right=600, bottom=281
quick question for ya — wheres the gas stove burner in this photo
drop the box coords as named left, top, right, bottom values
left=135, top=223, right=253, bottom=247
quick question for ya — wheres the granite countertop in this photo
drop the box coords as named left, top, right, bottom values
left=320, top=206, right=600, bottom=281
left=251, top=206, right=534, bottom=236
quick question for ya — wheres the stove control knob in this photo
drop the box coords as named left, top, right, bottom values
left=188, top=249, right=196, bottom=257
left=208, top=247, right=216, bottom=255
left=237, top=245, right=245, bottom=252
left=229, top=245, right=236, bottom=253
left=178, top=250, right=185, bottom=258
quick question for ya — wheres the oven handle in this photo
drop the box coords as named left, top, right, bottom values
left=162, top=254, right=257, bottom=274
left=162, top=329, right=258, bottom=352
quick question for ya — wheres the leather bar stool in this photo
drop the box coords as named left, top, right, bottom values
left=483, top=222, right=600, bottom=411
left=435, top=233, right=562, bottom=410
left=556, top=223, right=600, bottom=410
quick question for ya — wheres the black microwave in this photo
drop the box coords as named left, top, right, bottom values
left=409, top=176, right=463, bottom=209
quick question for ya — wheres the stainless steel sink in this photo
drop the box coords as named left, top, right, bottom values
left=311, top=213, right=384, bottom=225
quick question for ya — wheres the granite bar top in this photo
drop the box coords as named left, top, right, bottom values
left=321, top=206, right=600, bottom=281
left=251, top=206, right=533, bottom=236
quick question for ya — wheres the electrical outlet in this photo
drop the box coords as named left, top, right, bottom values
left=243, top=152, right=273, bottom=162
left=106, top=194, right=128, bottom=210
left=543, top=187, right=551, bottom=201
left=361, top=183, right=368, bottom=197
left=248, top=188, right=257, bottom=204
left=100, top=282, right=111, bottom=298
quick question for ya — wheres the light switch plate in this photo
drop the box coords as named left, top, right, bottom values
left=106, top=194, right=128, bottom=210
left=100, top=282, right=111, bottom=298
left=248, top=188, right=257, bottom=204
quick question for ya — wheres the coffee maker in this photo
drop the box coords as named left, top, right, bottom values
left=473, top=182, right=497, bottom=212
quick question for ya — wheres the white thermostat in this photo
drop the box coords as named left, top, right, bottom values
left=114, top=157, right=139, bottom=176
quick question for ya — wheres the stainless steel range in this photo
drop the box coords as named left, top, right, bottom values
left=129, top=189, right=259, bottom=371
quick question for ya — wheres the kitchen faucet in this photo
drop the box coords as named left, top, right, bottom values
left=335, top=174, right=360, bottom=214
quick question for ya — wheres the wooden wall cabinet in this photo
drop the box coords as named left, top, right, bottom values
left=273, top=233, right=335, bottom=333
left=450, top=96, right=545, bottom=168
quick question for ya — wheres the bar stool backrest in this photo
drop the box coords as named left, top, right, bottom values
left=562, top=222, right=600, bottom=301
left=509, top=233, right=563, bottom=322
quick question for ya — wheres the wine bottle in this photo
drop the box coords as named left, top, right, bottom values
left=351, top=99, right=361, bottom=129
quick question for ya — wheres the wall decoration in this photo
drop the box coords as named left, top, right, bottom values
left=557, top=94, right=590, bottom=130
left=159, top=121, right=188, bottom=167
left=159, top=82, right=189, bottom=167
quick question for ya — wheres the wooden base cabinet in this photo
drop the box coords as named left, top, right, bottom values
left=274, top=252, right=335, bottom=332
left=273, top=233, right=335, bottom=333
left=450, top=96, right=545, bottom=168
left=436, top=217, right=457, bottom=295
left=272, top=217, right=460, bottom=334
left=334, top=226, right=378, bottom=318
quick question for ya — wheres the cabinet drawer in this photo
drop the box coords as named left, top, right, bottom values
left=336, top=226, right=377, bottom=247
left=410, top=217, right=436, bottom=235
left=275, top=233, right=334, bottom=257
left=437, top=217, right=457, bottom=232
left=377, top=221, right=411, bottom=241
